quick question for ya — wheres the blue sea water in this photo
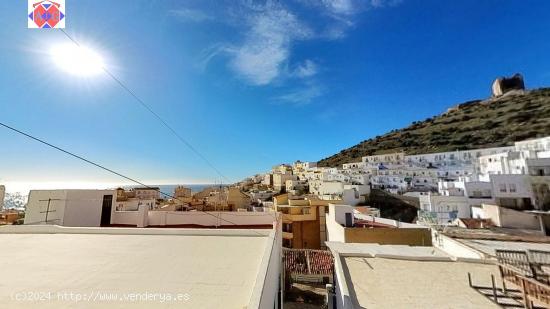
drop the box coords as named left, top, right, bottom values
left=125, top=184, right=218, bottom=195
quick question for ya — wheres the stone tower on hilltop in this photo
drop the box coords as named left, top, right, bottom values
left=492, top=73, right=525, bottom=97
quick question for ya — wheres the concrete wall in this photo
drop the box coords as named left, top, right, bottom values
left=431, top=229, right=486, bottom=260
left=327, top=204, right=431, bottom=246
left=343, top=227, right=432, bottom=246
left=333, top=254, right=353, bottom=309
left=326, top=205, right=346, bottom=242
left=249, top=220, right=282, bottom=309
left=64, top=190, right=114, bottom=227
left=330, top=204, right=353, bottom=226
left=110, top=210, right=140, bottom=225
left=317, top=181, right=344, bottom=196
left=25, top=190, right=115, bottom=227
left=482, top=204, right=541, bottom=230
left=111, top=208, right=278, bottom=227
left=25, top=190, right=68, bottom=225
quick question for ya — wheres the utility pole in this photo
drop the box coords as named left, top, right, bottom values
left=39, top=198, right=61, bottom=223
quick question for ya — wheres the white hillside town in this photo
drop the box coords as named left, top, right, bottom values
left=243, top=136, right=549, bottom=225
left=2, top=135, right=550, bottom=309
left=3, top=0, right=550, bottom=307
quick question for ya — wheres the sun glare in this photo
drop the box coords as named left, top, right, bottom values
left=50, top=44, right=104, bottom=76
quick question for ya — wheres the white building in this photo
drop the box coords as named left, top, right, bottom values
left=349, top=174, right=369, bottom=185
left=272, top=164, right=293, bottom=175
left=133, top=187, right=161, bottom=200
left=515, top=136, right=550, bottom=152
left=293, top=161, right=317, bottom=171
left=470, top=203, right=547, bottom=233
left=0, top=185, right=5, bottom=210
left=362, top=152, right=405, bottom=164
left=24, top=189, right=116, bottom=227
left=285, top=179, right=308, bottom=194
left=115, top=198, right=156, bottom=211
left=418, top=192, right=470, bottom=225
left=405, top=146, right=512, bottom=167
left=342, top=162, right=366, bottom=170
left=249, top=190, right=275, bottom=201
left=489, top=174, right=550, bottom=211
left=273, top=174, right=298, bottom=192
left=174, top=186, right=192, bottom=198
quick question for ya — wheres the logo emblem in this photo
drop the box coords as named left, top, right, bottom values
left=28, top=0, right=65, bottom=29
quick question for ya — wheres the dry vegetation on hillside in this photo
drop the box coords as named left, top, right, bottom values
left=318, top=88, right=550, bottom=167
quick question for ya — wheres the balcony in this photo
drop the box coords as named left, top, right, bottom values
left=282, top=212, right=316, bottom=222
left=279, top=206, right=317, bottom=222
left=282, top=213, right=315, bottom=222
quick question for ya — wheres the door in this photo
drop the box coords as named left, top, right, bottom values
left=100, top=195, right=113, bottom=226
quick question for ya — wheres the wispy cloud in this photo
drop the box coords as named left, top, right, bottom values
left=169, top=8, right=213, bottom=22
left=275, top=83, right=324, bottom=105
left=301, top=0, right=403, bottom=39
left=293, top=60, right=318, bottom=78
left=186, top=0, right=401, bottom=104
left=309, top=0, right=402, bottom=14
left=370, top=0, right=403, bottom=8
left=226, top=5, right=312, bottom=86
left=321, top=0, right=356, bottom=15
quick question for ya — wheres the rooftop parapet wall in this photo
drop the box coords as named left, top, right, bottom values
left=343, top=226, right=432, bottom=246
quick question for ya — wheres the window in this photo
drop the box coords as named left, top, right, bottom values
left=499, top=184, right=507, bottom=193
left=509, top=184, right=517, bottom=193
left=283, top=223, right=293, bottom=233
left=283, top=239, right=293, bottom=248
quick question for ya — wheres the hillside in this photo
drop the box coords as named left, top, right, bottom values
left=318, top=88, right=550, bottom=167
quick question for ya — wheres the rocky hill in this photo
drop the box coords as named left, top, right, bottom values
left=318, top=88, right=550, bottom=167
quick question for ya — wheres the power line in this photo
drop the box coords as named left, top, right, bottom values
left=0, top=121, right=269, bottom=231
left=59, top=29, right=231, bottom=184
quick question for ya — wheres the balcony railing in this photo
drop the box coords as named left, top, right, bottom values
left=282, top=212, right=316, bottom=222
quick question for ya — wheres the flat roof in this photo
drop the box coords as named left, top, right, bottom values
left=326, top=242, right=450, bottom=258
left=457, top=239, right=550, bottom=257
left=326, top=242, right=509, bottom=308
left=342, top=257, right=501, bottom=308
left=0, top=225, right=273, bottom=309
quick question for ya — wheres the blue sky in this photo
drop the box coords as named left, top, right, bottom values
left=1, top=0, right=549, bottom=191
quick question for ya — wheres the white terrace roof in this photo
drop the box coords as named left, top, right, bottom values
left=342, top=256, right=501, bottom=309
left=0, top=225, right=274, bottom=309
left=327, top=242, right=502, bottom=309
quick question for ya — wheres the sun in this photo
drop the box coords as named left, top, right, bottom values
left=50, top=44, right=104, bottom=76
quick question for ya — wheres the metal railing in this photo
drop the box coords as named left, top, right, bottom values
left=496, top=249, right=550, bottom=308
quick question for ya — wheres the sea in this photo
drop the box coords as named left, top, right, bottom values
left=123, top=184, right=218, bottom=195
